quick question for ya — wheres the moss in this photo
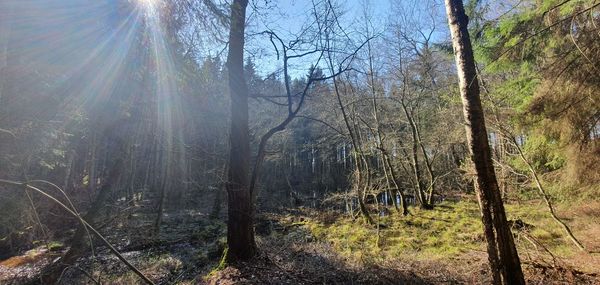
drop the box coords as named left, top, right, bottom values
left=205, top=246, right=228, bottom=279
left=217, top=247, right=228, bottom=269
left=47, top=241, right=64, bottom=251
left=102, top=253, right=184, bottom=284
left=299, top=199, right=590, bottom=267
left=300, top=201, right=488, bottom=262
left=192, top=220, right=225, bottom=241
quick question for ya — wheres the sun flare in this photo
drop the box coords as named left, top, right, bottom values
left=137, top=0, right=156, bottom=5
left=136, top=0, right=158, bottom=11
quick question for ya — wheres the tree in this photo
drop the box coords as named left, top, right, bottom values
left=224, top=0, right=256, bottom=262
left=476, top=0, right=600, bottom=186
left=443, top=0, right=525, bottom=284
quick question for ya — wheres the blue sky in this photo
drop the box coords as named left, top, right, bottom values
left=243, top=0, right=449, bottom=78
left=1, top=0, right=449, bottom=80
left=244, top=0, right=396, bottom=77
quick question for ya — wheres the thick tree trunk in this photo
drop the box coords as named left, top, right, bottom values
left=444, top=1, right=525, bottom=284
left=225, top=0, right=256, bottom=262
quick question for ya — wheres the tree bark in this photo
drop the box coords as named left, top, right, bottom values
left=444, top=1, right=525, bottom=284
left=225, top=0, right=256, bottom=262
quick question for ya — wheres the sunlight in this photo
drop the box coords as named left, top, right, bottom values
left=140, top=0, right=189, bottom=188
left=137, top=0, right=157, bottom=7
left=136, top=0, right=159, bottom=14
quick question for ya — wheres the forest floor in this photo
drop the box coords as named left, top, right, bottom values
left=1, top=198, right=599, bottom=284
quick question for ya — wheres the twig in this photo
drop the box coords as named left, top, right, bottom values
left=56, top=265, right=101, bottom=285
left=0, top=178, right=156, bottom=285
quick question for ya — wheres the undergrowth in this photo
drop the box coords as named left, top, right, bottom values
left=301, top=200, right=588, bottom=264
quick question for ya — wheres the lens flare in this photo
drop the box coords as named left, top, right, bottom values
left=136, top=0, right=158, bottom=13
left=137, top=0, right=156, bottom=6
left=1, top=0, right=186, bottom=190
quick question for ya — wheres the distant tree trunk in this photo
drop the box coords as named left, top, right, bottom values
left=353, top=117, right=375, bottom=224
left=225, top=0, right=256, bottom=262
left=127, top=141, right=136, bottom=205
left=444, top=1, right=525, bottom=284
left=142, top=136, right=154, bottom=200
left=88, top=131, right=98, bottom=196
left=366, top=37, right=409, bottom=216
left=382, top=154, right=409, bottom=215
left=63, top=150, right=75, bottom=193
left=153, top=171, right=167, bottom=236
left=329, top=72, right=373, bottom=224
left=401, top=102, right=431, bottom=209
left=210, top=161, right=228, bottom=220
left=36, top=139, right=126, bottom=285
left=0, top=5, right=13, bottom=119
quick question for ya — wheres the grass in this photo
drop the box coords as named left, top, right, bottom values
left=505, top=202, right=580, bottom=256
left=300, top=199, right=589, bottom=265
left=97, top=253, right=185, bottom=284
left=303, top=201, right=484, bottom=263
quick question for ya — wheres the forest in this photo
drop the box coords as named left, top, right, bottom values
left=0, top=0, right=599, bottom=284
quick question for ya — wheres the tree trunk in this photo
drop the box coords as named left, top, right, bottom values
left=330, top=73, right=373, bottom=224
left=444, top=1, right=525, bottom=284
left=35, top=141, right=126, bottom=285
left=225, top=0, right=256, bottom=262
left=354, top=119, right=375, bottom=224
left=127, top=141, right=136, bottom=205
left=383, top=153, right=409, bottom=215
left=88, top=132, right=97, bottom=197
left=153, top=171, right=167, bottom=236
left=210, top=161, right=228, bottom=220
left=401, top=102, right=430, bottom=209
left=63, top=150, right=75, bottom=194
left=414, top=124, right=436, bottom=206
left=366, top=40, right=408, bottom=215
